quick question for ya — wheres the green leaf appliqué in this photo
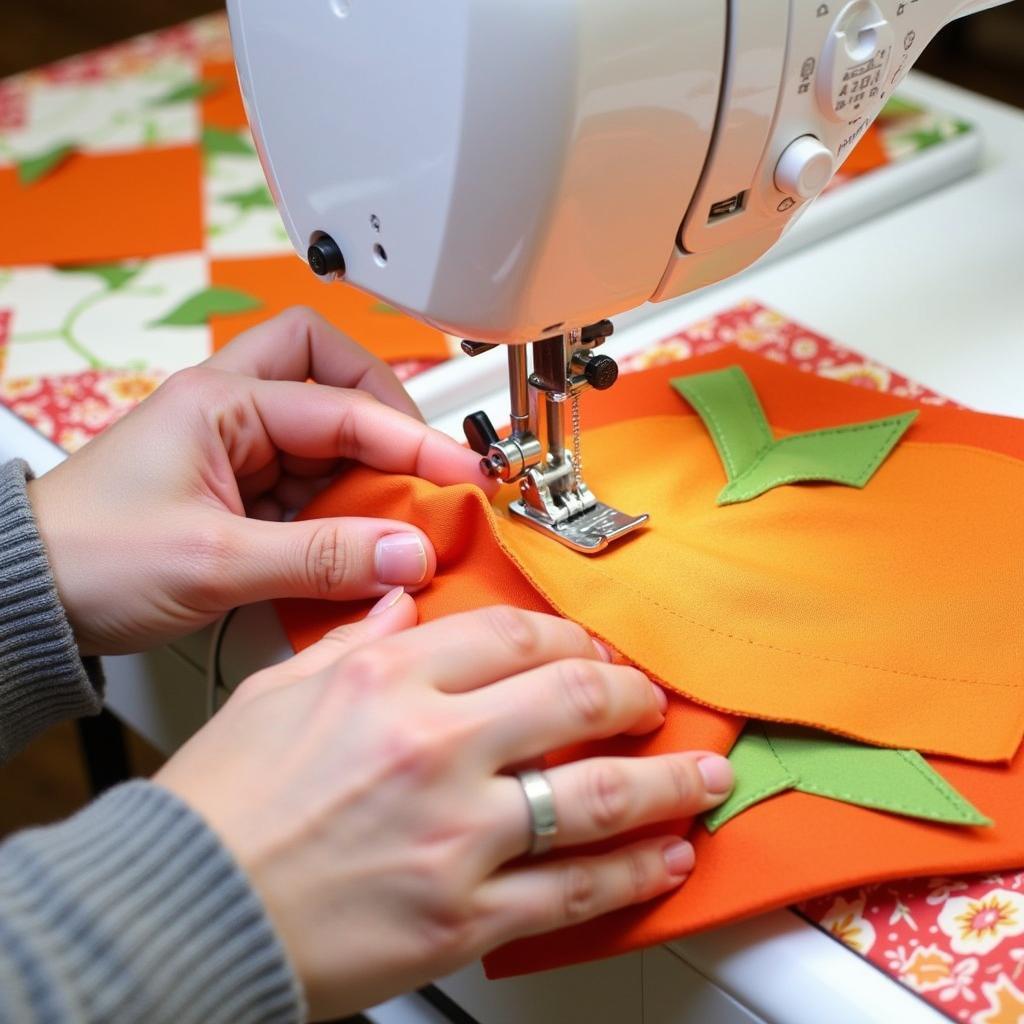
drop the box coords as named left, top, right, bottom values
left=671, top=366, right=917, bottom=505
left=704, top=722, right=991, bottom=833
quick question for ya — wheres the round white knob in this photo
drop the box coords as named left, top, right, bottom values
left=774, top=136, right=836, bottom=201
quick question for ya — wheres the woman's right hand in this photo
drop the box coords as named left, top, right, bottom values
left=155, top=597, right=734, bottom=1020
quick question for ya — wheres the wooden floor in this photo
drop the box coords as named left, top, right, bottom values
left=0, top=718, right=163, bottom=836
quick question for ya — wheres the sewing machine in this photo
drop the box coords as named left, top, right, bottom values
left=228, top=0, right=1008, bottom=555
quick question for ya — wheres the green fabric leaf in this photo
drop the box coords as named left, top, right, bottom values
left=705, top=722, right=991, bottom=833
left=56, top=263, right=142, bottom=291
left=718, top=412, right=918, bottom=504
left=672, top=366, right=772, bottom=480
left=703, top=724, right=797, bottom=832
left=671, top=367, right=917, bottom=505
left=201, top=127, right=255, bottom=157
left=17, top=143, right=75, bottom=185
left=148, top=80, right=220, bottom=107
left=220, top=185, right=275, bottom=211
left=151, top=286, right=262, bottom=327
left=372, top=302, right=403, bottom=315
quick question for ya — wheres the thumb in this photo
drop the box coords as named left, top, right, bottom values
left=223, top=515, right=438, bottom=604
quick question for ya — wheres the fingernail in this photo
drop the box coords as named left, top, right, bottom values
left=375, top=533, right=428, bottom=586
left=663, top=840, right=695, bottom=879
left=591, top=639, right=613, bottom=663
left=368, top=586, right=405, bottom=617
left=650, top=683, right=668, bottom=714
left=698, top=754, right=734, bottom=796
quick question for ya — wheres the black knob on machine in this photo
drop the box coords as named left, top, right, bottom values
left=307, top=234, right=346, bottom=277
left=584, top=354, right=619, bottom=391
left=463, top=411, right=500, bottom=456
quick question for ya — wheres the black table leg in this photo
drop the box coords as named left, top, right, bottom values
left=76, top=708, right=132, bottom=795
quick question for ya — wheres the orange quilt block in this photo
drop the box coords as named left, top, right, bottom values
left=278, top=347, right=1024, bottom=976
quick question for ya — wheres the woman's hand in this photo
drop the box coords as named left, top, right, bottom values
left=156, top=601, right=734, bottom=1020
left=27, top=307, right=494, bottom=655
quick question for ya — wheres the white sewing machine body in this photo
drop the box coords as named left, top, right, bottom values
left=227, top=0, right=1003, bottom=344
left=230, top=0, right=1010, bottom=556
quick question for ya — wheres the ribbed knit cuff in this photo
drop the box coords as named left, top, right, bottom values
left=0, top=780, right=305, bottom=1024
left=0, top=459, right=103, bottom=761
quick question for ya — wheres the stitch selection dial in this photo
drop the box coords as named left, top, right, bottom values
left=818, top=0, right=895, bottom=123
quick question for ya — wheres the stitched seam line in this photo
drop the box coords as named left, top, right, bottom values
left=709, top=780, right=791, bottom=824
left=794, top=779, right=977, bottom=823
left=893, top=749, right=985, bottom=820
left=733, top=365, right=775, bottom=457
left=573, top=558, right=1019, bottom=688
left=678, top=383, right=741, bottom=479
left=760, top=725, right=794, bottom=780
left=707, top=725, right=797, bottom=827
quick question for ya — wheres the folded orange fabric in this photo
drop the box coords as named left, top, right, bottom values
left=281, top=349, right=1024, bottom=761
left=487, top=744, right=1024, bottom=977
left=277, top=346, right=1024, bottom=976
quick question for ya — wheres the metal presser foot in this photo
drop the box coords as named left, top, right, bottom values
left=462, top=321, right=649, bottom=554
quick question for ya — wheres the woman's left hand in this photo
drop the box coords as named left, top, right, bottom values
left=28, top=306, right=495, bottom=655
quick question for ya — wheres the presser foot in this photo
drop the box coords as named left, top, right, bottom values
left=508, top=498, right=649, bottom=554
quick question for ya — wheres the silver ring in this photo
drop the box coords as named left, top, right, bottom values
left=517, top=768, right=558, bottom=857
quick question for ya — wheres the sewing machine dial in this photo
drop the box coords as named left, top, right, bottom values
left=818, top=1, right=895, bottom=123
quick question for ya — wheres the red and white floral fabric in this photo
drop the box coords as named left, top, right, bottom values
left=800, top=879, right=1024, bottom=1024
left=619, top=299, right=956, bottom=407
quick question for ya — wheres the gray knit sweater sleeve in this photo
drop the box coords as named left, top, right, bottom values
left=0, top=782, right=304, bottom=1024
left=0, top=460, right=305, bottom=1023
left=0, top=459, right=103, bottom=759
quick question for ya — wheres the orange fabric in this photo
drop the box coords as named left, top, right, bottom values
left=277, top=347, right=1024, bottom=976
left=281, top=350, right=1024, bottom=761
left=488, top=744, right=1024, bottom=977
left=840, top=123, right=888, bottom=178
left=581, top=349, right=1024, bottom=461
left=209, top=256, right=451, bottom=362
left=498, top=414, right=1024, bottom=761
left=201, top=60, right=249, bottom=130
left=0, top=147, right=203, bottom=266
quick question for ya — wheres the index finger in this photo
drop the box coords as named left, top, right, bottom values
left=206, top=306, right=422, bottom=420
left=247, top=377, right=497, bottom=492
left=331, top=606, right=610, bottom=693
